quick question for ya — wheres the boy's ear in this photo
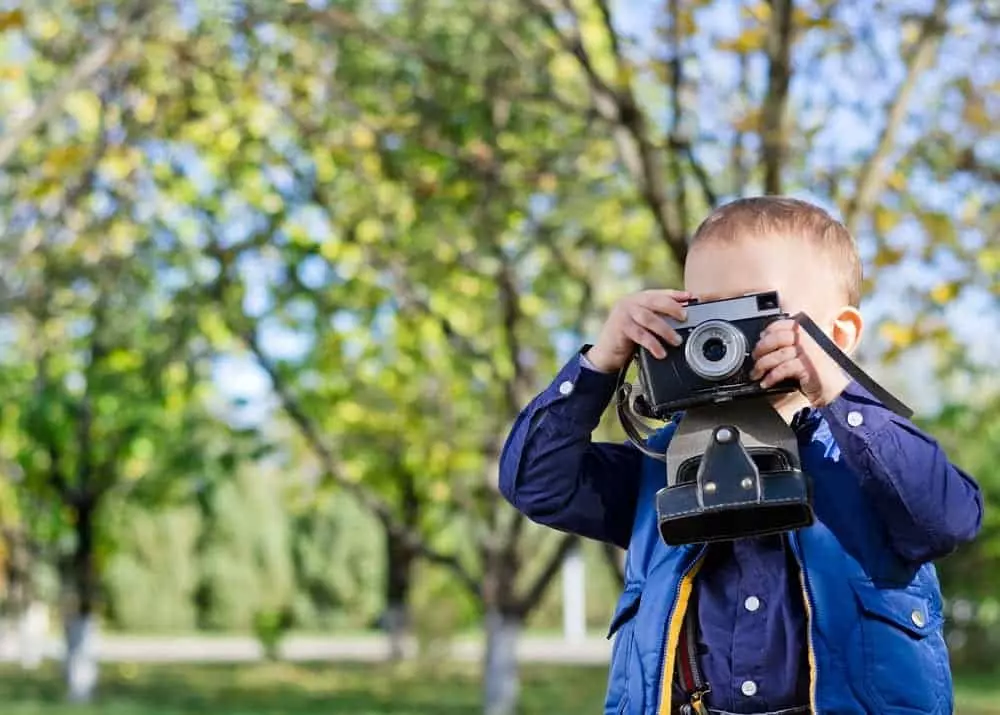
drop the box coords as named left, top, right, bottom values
left=832, top=305, right=864, bottom=355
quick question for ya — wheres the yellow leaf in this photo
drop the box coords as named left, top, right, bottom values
left=356, top=217, right=383, bottom=243
left=107, top=349, right=141, bottom=371
left=430, top=481, right=450, bottom=502
left=338, top=401, right=365, bottom=424
left=879, top=322, right=915, bottom=350
left=261, top=193, right=284, bottom=214
left=42, top=145, right=88, bottom=176
left=351, top=125, right=376, bottom=150
left=520, top=293, right=544, bottom=318
left=0, top=66, right=22, bottom=80
left=963, top=96, right=990, bottom=128
left=218, top=127, right=241, bottom=153
left=549, top=53, right=579, bottom=83
left=885, top=171, right=907, bottom=191
left=455, top=275, right=480, bottom=298
left=718, top=27, right=767, bottom=53
left=873, top=206, right=900, bottom=235
left=872, top=245, right=903, bottom=268
left=134, top=94, right=157, bottom=124
left=0, top=10, right=25, bottom=32
left=101, top=150, right=137, bottom=181
left=978, top=248, right=1000, bottom=276
left=65, top=90, right=101, bottom=134
left=929, top=283, right=958, bottom=305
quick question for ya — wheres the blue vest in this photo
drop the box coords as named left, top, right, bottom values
left=604, top=418, right=953, bottom=715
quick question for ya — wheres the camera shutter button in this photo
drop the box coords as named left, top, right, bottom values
left=847, top=410, right=864, bottom=427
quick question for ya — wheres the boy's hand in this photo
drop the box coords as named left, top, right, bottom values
left=749, top=319, right=850, bottom=407
left=586, top=289, right=692, bottom=373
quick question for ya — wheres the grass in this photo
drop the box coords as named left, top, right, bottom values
left=0, top=661, right=996, bottom=714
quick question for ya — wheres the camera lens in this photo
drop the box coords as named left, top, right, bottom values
left=684, top=320, right=747, bottom=381
left=702, top=338, right=727, bottom=363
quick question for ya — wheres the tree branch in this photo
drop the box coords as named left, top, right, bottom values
left=241, top=329, right=482, bottom=597
left=516, top=533, right=579, bottom=618
left=760, top=0, right=795, bottom=195
left=0, top=1, right=153, bottom=171
left=843, top=0, right=949, bottom=234
left=525, top=0, right=689, bottom=265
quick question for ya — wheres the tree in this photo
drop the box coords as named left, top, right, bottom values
left=0, top=4, right=231, bottom=694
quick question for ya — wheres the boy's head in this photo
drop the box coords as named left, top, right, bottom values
left=683, top=196, right=864, bottom=354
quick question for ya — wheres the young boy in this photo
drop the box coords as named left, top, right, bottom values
left=499, top=197, right=983, bottom=715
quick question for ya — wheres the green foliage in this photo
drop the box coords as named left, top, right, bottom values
left=194, top=467, right=294, bottom=631
left=103, top=504, right=201, bottom=632
left=287, top=491, right=383, bottom=631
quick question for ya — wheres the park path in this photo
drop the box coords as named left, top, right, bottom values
left=0, top=634, right=613, bottom=665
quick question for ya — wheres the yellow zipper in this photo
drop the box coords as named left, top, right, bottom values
left=657, top=551, right=707, bottom=715
left=797, top=558, right=818, bottom=713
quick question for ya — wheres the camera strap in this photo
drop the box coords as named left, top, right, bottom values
left=790, top=312, right=912, bottom=419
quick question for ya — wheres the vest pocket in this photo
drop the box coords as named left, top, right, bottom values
left=605, top=588, right=642, bottom=715
left=850, top=579, right=948, bottom=713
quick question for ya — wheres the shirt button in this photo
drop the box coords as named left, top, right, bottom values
left=558, top=380, right=574, bottom=396
left=911, top=609, right=926, bottom=628
left=741, top=680, right=758, bottom=697
left=847, top=410, right=864, bottom=427
left=744, top=596, right=760, bottom=612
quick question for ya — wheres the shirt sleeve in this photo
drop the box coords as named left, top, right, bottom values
left=498, top=346, right=643, bottom=549
left=819, top=380, right=984, bottom=564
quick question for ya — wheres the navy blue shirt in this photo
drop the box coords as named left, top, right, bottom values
left=498, top=348, right=983, bottom=714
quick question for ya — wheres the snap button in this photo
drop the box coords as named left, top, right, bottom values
left=741, top=680, right=757, bottom=697
left=911, top=609, right=926, bottom=628
left=558, top=380, right=574, bottom=396
left=847, top=410, right=864, bottom=427
left=744, top=596, right=760, bottom=612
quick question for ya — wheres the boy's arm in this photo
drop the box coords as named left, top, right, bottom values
left=499, top=348, right=643, bottom=549
left=820, top=381, right=984, bottom=563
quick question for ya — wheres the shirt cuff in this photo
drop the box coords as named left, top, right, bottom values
left=579, top=350, right=613, bottom=374
left=819, top=379, right=895, bottom=447
left=536, top=345, right=620, bottom=429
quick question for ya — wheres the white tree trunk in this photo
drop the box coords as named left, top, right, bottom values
left=562, top=545, right=586, bottom=642
left=483, top=610, right=521, bottom=715
left=384, top=603, right=408, bottom=660
left=64, top=615, right=98, bottom=703
left=19, top=602, right=48, bottom=669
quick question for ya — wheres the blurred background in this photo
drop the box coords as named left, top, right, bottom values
left=0, top=0, right=997, bottom=713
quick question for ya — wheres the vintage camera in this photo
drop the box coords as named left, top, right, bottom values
left=614, top=290, right=814, bottom=546
left=635, top=290, right=799, bottom=419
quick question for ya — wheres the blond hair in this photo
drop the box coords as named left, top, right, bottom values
left=690, top=196, right=862, bottom=307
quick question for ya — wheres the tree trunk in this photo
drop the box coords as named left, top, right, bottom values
left=18, top=602, right=47, bottom=669
left=64, top=503, right=99, bottom=703
left=384, top=527, right=416, bottom=660
left=602, top=542, right=626, bottom=586
left=480, top=538, right=524, bottom=715
left=483, top=608, right=522, bottom=715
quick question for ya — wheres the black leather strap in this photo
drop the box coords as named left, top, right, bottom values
left=791, top=312, right=913, bottom=419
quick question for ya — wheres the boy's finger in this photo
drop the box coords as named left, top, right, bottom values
left=752, top=329, right=797, bottom=359
left=624, top=322, right=667, bottom=359
left=631, top=305, right=683, bottom=347
left=759, top=358, right=805, bottom=389
left=638, top=291, right=690, bottom=320
left=750, top=346, right=798, bottom=380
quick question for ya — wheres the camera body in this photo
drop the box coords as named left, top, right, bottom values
left=636, top=290, right=799, bottom=418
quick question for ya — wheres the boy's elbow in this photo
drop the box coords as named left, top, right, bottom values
left=905, top=490, right=984, bottom=564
